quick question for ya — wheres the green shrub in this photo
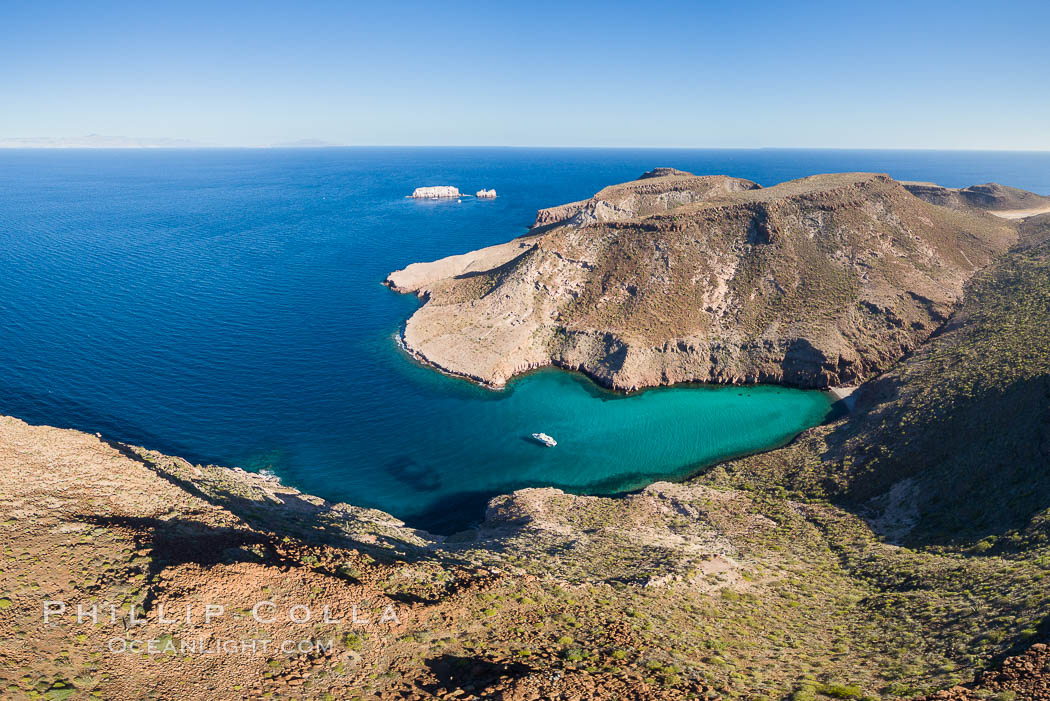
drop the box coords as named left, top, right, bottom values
left=816, top=683, right=863, bottom=699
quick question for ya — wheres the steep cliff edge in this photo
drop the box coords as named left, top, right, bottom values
left=4, top=181, right=1048, bottom=698
left=386, top=170, right=1019, bottom=390
left=709, top=212, right=1050, bottom=542
left=10, top=225, right=1050, bottom=697
left=530, top=169, right=761, bottom=229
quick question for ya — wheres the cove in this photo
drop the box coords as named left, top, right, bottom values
left=232, top=337, right=834, bottom=533
left=2, top=148, right=1045, bottom=533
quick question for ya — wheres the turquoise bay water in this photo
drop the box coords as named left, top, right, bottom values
left=307, top=354, right=832, bottom=528
left=1, top=148, right=1047, bottom=531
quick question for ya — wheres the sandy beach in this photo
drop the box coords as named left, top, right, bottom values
left=989, top=205, right=1050, bottom=219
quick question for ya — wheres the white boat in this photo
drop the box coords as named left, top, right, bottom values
left=531, top=432, right=557, bottom=447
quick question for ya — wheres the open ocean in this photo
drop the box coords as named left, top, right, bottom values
left=1, top=147, right=1047, bottom=531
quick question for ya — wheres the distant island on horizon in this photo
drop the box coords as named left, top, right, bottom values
left=3, top=137, right=1049, bottom=153
left=0, top=134, right=347, bottom=149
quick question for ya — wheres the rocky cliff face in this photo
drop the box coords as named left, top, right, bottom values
left=530, top=169, right=760, bottom=230
left=387, top=170, right=1020, bottom=390
left=903, top=180, right=1050, bottom=216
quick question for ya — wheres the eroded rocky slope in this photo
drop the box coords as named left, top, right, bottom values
left=5, top=218, right=1050, bottom=696
left=903, top=180, right=1050, bottom=218
left=530, top=168, right=761, bottom=229
left=387, top=170, right=1019, bottom=390
left=4, top=179, right=1050, bottom=699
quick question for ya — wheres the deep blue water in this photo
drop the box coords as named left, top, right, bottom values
left=1, top=148, right=1048, bottom=532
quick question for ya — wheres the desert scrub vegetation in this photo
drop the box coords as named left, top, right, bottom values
left=688, top=235, right=1050, bottom=693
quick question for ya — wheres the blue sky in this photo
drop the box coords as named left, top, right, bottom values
left=2, top=0, right=1048, bottom=148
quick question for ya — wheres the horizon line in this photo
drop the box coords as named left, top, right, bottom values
left=1, top=144, right=1049, bottom=153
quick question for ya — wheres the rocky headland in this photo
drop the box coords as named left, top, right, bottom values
left=5, top=209, right=1050, bottom=696
left=4, top=173, right=1050, bottom=699
left=387, top=169, right=1020, bottom=390
left=903, top=180, right=1050, bottom=219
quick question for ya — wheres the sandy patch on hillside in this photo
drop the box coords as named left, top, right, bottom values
left=989, top=205, right=1050, bottom=220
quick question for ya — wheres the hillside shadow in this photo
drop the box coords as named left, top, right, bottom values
left=815, top=373, right=1050, bottom=550
left=780, top=337, right=841, bottom=388
left=99, top=438, right=475, bottom=567
left=452, top=244, right=537, bottom=283
left=417, top=654, right=534, bottom=697
left=77, top=513, right=299, bottom=614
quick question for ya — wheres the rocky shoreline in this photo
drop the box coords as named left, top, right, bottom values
left=386, top=170, right=1021, bottom=392
left=4, top=171, right=1050, bottom=698
left=6, top=209, right=1050, bottom=696
left=0, top=410, right=806, bottom=592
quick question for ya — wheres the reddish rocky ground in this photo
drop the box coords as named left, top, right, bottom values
left=917, top=643, right=1050, bottom=700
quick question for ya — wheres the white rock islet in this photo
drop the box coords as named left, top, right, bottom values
left=409, top=185, right=460, bottom=199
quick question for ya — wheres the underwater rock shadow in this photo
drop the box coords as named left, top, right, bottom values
left=98, top=438, right=473, bottom=566
left=384, top=454, right=442, bottom=492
